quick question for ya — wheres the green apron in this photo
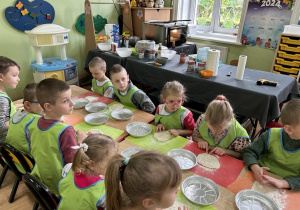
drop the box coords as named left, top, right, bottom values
left=258, top=128, right=300, bottom=178
left=113, top=85, right=140, bottom=108
left=155, top=106, right=187, bottom=130
left=92, top=78, right=113, bottom=95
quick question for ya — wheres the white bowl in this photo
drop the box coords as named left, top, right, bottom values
left=116, top=48, right=133, bottom=57
left=97, top=43, right=111, bottom=51
left=161, top=50, right=177, bottom=60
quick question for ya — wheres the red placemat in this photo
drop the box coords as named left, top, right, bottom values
left=227, top=171, right=300, bottom=210
left=183, top=141, right=245, bottom=187
left=72, top=92, right=115, bottom=104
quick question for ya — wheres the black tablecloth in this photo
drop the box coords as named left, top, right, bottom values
left=125, top=54, right=299, bottom=127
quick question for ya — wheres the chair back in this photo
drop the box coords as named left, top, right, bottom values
left=0, top=142, right=34, bottom=175
left=23, top=172, right=60, bottom=210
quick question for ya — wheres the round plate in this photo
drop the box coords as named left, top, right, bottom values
left=126, top=122, right=152, bottom=137
left=85, top=102, right=107, bottom=113
left=109, top=103, right=124, bottom=111
left=182, top=175, right=220, bottom=205
left=84, top=113, right=109, bottom=126
left=120, top=147, right=145, bottom=158
left=167, top=149, right=197, bottom=170
left=72, top=98, right=89, bottom=109
left=235, top=189, right=279, bottom=210
left=111, top=108, right=133, bottom=121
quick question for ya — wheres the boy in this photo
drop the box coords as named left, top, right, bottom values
left=89, top=57, right=113, bottom=98
left=27, top=78, right=86, bottom=195
left=110, top=64, right=155, bottom=113
left=0, top=56, right=20, bottom=142
left=243, top=99, right=300, bottom=190
left=6, top=83, right=43, bottom=157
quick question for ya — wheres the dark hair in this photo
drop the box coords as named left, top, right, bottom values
left=23, top=83, right=38, bottom=103
left=36, top=78, right=70, bottom=108
left=105, top=150, right=182, bottom=210
left=281, top=99, right=300, bottom=126
left=72, top=134, right=117, bottom=176
left=89, top=57, right=106, bottom=70
left=109, top=64, right=126, bottom=78
left=0, top=56, right=20, bottom=75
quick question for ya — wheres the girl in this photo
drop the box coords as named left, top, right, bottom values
left=192, top=95, right=250, bottom=159
left=105, top=150, right=188, bottom=210
left=155, top=81, right=195, bottom=137
left=57, top=134, right=118, bottom=210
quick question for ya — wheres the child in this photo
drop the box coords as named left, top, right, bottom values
left=155, top=81, right=195, bottom=137
left=243, top=99, right=300, bottom=190
left=105, top=150, right=188, bottom=210
left=109, top=64, right=155, bottom=113
left=57, top=134, right=118, bottom=210
left=89, top=57, right=114, bottom=98
left=6, top=83, right=43, bottom=156
left=27, top=78, right=86, bottom=195
left=0, top=56, right=20, bottom=142
left=192, top=95, right=250, bottom=159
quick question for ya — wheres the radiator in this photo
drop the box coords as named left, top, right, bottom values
left=194, top=43, right=228, bottom=64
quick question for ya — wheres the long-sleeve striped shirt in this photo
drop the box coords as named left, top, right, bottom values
left=0, top=95, right=10, bottom=142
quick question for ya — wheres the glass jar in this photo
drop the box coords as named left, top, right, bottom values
left=187, top=60, right=195, bottom=72
left=179, top=53, right=186, bottom=63
left=138, top=50, right=144, bottom=59
left=149, top=50, right=156, bottom=60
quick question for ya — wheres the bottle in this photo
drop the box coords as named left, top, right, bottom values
left=157, top=43, right=162, bottom=58
left=172, top=41, right=176, bottom=50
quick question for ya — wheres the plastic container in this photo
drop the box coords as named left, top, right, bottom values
left=197, top=47, right=210, bottom=62
left=187, top=61, right=195, bottom=72
left=179, top=53, right=186, bottom=63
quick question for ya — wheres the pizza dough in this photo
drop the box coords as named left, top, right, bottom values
left=86, top=129, right=104, bottom=135
left=85, top=96, right=98, bottom=102
left=163, top=201, right=185, bottom=210
left=197, top=153, right=220, bottom=169
left=154, top=131, right=172, bottom=141
left=109, top=103, right=124, bottom=111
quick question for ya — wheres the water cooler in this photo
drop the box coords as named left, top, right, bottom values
left=25, top=24, right=79, bottom=85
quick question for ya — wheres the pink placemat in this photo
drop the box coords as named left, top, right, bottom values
left=183, top=141, right=245, bottom=187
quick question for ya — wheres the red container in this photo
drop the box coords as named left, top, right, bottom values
left=180, top=53, right=186, bottom=63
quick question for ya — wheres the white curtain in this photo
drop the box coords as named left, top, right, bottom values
left=172, top=0, right=196, bottom=24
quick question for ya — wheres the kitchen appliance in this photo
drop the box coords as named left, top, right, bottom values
left=142, top=21, right=189, bottom=47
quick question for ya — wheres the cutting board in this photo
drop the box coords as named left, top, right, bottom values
left=125, top=125, right=190, bottom=153
left=227, top=171, right=300, bottom=210
left=72, top=92, right=115, bottom=104
left=183, top=141, right=245, bottom=187
left=74, top=121, right=124, bottom=141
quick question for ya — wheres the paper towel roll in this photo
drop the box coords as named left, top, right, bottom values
left=236, top=55, right=247, bottom=80
left=206, top=49, right=220, bottom=76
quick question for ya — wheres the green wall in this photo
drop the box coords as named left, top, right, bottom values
left=0, top=0, right=118, bottom=100
left=0, top=0, right=275, bottom=101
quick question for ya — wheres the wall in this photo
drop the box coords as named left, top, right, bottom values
left=0, top=0, right=119, bottom=100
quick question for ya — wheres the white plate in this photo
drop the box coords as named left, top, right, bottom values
left=120, top=147, right=145, bottom=158
left=126, top=122, right=152, bottom=137
left=72, top=98, right=89, bottom=109
left=85, top=102, right=107, bottom=113
left=84, top=113, right=109, bottom=125
left=111, top=108, right=133, bottom=121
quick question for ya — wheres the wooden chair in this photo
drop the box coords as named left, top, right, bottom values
left=230, top=59, right=239, bottom=66
left=0, top=142, right=34, bottom=203
left=23, top=172, right=60, bottom=210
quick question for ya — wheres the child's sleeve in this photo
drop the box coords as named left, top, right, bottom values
left=103, top=86, right=114, bottom=99
left=242, top=131, right=269, bottom=169
left=183, top=110, right=195, bottom=130
left=285, top=176, right=300, bottom=190
left=59, top=126, right=78, bottom=164
left=132, top=91, right=155, bottom=113
left=192, top=115, right=204, bottom=140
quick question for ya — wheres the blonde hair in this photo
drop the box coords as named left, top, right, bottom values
left=72, top=134, right=117, bottom=176
left=281, top=99, right=300, bottom=126
left=160, top=81, right=187, bottom=103
left=89, top=57, right=106, bottom=70
left=205, top=95, right=234, bottom=128
left=105, top=150, right=182, bottom=210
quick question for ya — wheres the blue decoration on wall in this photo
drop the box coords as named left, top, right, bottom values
left=5, top=0, right=55, bottom=32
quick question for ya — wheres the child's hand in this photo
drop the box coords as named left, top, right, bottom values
left=76, top=130, right=87, bottom=143
left=178, top=205, right=189, bottom=210
left=156, top=123, right=165, bottom=132
left=168, top=129, right=179, bottom=136
left=262, top=175, right=291, bottom=189
left=209, top=147, right=226, bottom=156
left=250, top=164, right=270, bottom=183
left=197, top=139, right=209, bottom=153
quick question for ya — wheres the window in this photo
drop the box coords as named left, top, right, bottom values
left=173, top=0, right=300, bottom=44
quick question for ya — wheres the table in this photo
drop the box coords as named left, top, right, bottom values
left=125, top=54, right=300, bottom=128
left=14, top=86, right=155, bottom=142
left=118, top=137, right=300, bottom=210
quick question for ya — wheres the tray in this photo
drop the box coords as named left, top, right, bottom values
left=235, top=189, right=279, bottom=210
left=120, top=147, right=145, bottom=158
left=85, top=102, right=107, bottom=113
left=126, top=122, right=152, bottom=137
left=182, top=175, right=220, bottom=205
left=167, top=149, right=197, bottom=170
left=111, top=108, right=133, bottom=121
left=72, top=98, right=89, bottom=109
left=84, top=113, right=109, bottom=125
